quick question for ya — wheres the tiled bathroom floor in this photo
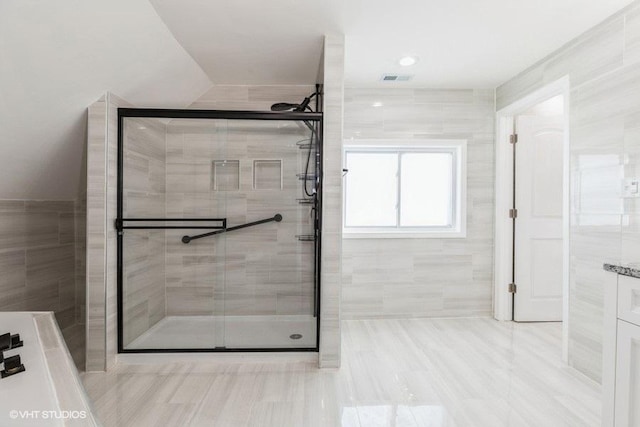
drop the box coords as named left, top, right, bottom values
left=82, top=318, right=600, bottom=427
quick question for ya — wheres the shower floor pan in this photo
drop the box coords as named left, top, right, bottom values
left=126, top=315, right=317, bottom=350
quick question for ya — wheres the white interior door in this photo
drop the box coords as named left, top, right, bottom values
left=514, top=114, right=564, bottom=321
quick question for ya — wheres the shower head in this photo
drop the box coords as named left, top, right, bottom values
left=270, top=102, right=300, bottom=111
left=270, top=93, right=316, bottom=112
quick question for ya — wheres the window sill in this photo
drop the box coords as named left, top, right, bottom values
left=342, top=230, right=467, bottom=239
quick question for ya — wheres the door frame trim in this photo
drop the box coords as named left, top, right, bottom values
left=494, top=76, right=571, bottom=362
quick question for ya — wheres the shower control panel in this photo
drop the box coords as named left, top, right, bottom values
left=0, top=332, right=25, bottom=378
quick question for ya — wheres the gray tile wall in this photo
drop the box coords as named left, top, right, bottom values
left=69, top=194, right=87, bottom=369
left=341, top=88, right=496, bottom=319
left=0, top=200, right=75, bottom=322
left=163, top=119, right=316, bottom=318
left=496, top=1, right=640, bottom=383
left=121, top=117, right=167, bottom=346
left=191, top=85, right=317, bottom=111
left=0, top=199, right=85, bottom=368
left=319, top=35, right=345, bottom=368
left=105, top=95, right=126, bottom=370
left=86, top=95, right=109, bottom=371
left=176, top=85, right=320, bottom=322
left=86, top=93, right=130, bottom=371
left=75, top=196, right=86, bottom=328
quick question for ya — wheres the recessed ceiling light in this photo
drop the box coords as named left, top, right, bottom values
left=398, top=56, right=418, bottom=67
left=372, top=101, right=383, bottom=108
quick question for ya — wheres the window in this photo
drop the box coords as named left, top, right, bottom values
left=343, top=141, right=466, bottom=238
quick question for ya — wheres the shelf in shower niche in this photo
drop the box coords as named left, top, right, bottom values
left=212, top=160, right=240, bottom=191
left=296, top=173, right=316, bottom=180
left=296, top=234, right=315, bottom=242
left=253, top=160, right=283, bottom=190
left=296, top=143, right=315, bottom=150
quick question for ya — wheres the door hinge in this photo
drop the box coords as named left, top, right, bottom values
left=510, top=134, right=518, bottom=144
left=509, top=208, right=518, bottom=219
left=508, top=283, right=517, bottom=293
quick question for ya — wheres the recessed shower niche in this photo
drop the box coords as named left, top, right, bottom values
left=212, top=160, right=240, bottom=191
left=116, top=108, right=322, bottom=353
left=253, top=160, right=283, bottom=190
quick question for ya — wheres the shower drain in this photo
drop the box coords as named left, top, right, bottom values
left=289, top=334, right=303, bottom=340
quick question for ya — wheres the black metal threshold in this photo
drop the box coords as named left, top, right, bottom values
left=120, top=347, right=319, bottom=354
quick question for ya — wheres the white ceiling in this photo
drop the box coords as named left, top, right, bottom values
left=150, top=0, right=634, bottom=88
left=0, top=0, right=635, bottom=200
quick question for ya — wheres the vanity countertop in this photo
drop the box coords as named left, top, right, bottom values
left=603, top=263, right=640, bottom=279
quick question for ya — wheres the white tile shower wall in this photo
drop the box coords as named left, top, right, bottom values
left=319, top=35, right=345, bottom=368
left=341, top=88, right=496, bottom=320
left=497, top=1, right=640, bottom=383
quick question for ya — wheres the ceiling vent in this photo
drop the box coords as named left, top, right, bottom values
left=380, top=74, right=414, bottom=82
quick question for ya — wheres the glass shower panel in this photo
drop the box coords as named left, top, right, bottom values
left=118, top=112, right=320, bottom=352
left=121, top=227, right=166, bottom=349
left=121, top=117, right=228, bottom=350
left=220, top=119, right=317, bottom=349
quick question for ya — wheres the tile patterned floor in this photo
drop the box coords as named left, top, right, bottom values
left=82, top=318, right=600, bottom=426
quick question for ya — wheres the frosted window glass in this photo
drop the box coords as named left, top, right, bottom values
left=400, top=153, right=453, bottom=226
left=345, top=152, right=398, bottom=227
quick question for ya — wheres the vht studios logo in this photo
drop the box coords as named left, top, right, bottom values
left=9, top=410, right=87, bottom=420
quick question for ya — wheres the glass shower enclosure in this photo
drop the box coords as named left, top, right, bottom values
left=115, top=107, right=322, bottom=352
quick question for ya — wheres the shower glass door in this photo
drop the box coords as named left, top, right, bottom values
left=120, top=117, right=228, bottom=350
left=216, top=119, right=317, bottom=349
left=117, top=109, right=320, bottom=352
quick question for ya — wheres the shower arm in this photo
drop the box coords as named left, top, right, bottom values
left=181, top=214, right=283, bottom=244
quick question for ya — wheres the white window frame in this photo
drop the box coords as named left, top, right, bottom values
left=342, top=139, right=467, bottom=239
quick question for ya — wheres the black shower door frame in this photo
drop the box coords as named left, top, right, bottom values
left=116, top=108, right=323, bottom=354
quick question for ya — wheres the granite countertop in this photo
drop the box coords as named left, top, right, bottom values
left=603, top=263, right=640, bottom=279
